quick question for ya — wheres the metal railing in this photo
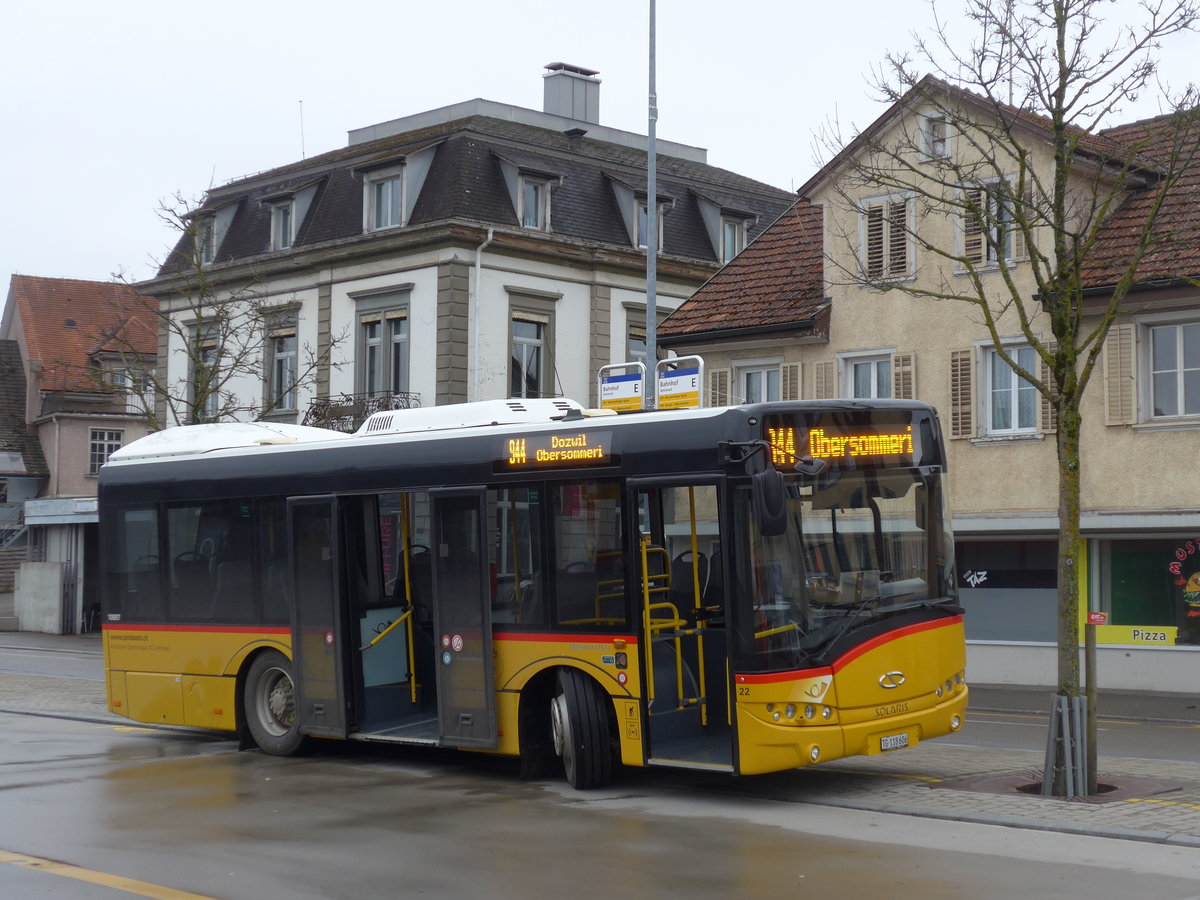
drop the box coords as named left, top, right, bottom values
left=302, top=391, right=421, bottom=433
left=0, top=502, right=26, bottom=550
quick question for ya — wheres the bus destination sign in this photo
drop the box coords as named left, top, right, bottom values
left=766, top=416, right=916, bottom=469
left=501, top=431, right=613, bottom=470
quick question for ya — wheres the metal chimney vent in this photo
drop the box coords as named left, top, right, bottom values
left=543, top=62, right=600, bottom=125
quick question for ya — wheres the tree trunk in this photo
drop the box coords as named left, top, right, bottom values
left=1052, top=400, right=1084, bottom=795
left=1055, top=403, right=1082, bottom=697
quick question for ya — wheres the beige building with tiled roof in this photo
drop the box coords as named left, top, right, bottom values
left=0, top=275, right=156, bottom=632
left=661, top=80, right=1200, bottom=691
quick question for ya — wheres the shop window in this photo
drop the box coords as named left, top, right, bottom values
left=1095, top=538, right=1200, bottom=645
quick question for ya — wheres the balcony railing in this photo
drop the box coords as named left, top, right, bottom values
left=302, top=391, right=421, bottom=434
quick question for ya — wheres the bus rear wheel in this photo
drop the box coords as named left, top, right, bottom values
left=550, top=668, right=612, bottom=789
left=244, top=650, right=307, bottom=756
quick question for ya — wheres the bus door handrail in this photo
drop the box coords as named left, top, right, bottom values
left=401, top=494, right=419, bottom=703
left=359, top=608, right=413, bottom=651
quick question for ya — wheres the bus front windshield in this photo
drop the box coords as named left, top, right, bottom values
left=736, top=467, right=956, bottom=672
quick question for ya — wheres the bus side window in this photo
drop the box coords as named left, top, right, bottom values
left=490, top=486, right=545, bottom=626
left=260, top=499, right=289, bottom=625
left=552, top=481, right=627, bottom=629
left=109, top=507, right=161, bottom=622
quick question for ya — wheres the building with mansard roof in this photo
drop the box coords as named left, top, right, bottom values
left=136, top=63, right=794, bottom=432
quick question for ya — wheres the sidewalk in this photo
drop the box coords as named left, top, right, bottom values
left=1, top=630, right=1199, bottom=847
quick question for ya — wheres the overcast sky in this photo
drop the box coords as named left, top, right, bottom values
left=2, top=0, right=1194, bottom=291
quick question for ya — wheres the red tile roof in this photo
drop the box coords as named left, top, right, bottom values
left=659, top=202, right=824, bottom=340
left=7, top=276, right=157, bottom=393
left=1081, top=109, right=1200, bottom=288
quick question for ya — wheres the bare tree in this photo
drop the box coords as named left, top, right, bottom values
left=821, top=0, right=1199, bottom=793
left=74, top=194, right=348, bottom=430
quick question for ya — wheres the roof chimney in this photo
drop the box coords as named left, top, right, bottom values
left=543, top=63, right=600, bottom=125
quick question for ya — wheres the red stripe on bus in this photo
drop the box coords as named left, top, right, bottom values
left=830, top=615, right=962, bottom=673
left=493, top=632, right=638, bottom=645
left=101, top=623, right=291, bottom=636
left=734, top=615, right=963, bottom=685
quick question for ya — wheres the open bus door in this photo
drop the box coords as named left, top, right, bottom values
left=429, top=488, right=498, bottom=749
left=631, top=480, right=733, bottom=771
left=287, top=496, right=348, bottom=739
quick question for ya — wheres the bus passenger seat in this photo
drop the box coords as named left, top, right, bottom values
left=668, top=551, right=708, bottom=609
left=211, top=561, right=253, bottom=620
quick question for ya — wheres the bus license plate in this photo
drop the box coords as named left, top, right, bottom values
left=881, top=733, right=909, bottom=751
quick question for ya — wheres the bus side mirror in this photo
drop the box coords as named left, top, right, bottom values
left=752, top=468, right=788, bottom=537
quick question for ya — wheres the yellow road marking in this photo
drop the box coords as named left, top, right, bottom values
left=822, top=767, right=943, bottom=783
left=0, top=850, right=221, bottom=900
left=1126, top=797, right=1200, bottom=812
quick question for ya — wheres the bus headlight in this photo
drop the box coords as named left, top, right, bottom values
left=951, top=715, right=962, bottom=731
left=804, top=704, right=816, bottom=719
left=784, top=704, right=796, bottom=720
left=822, top=705, right=832, bottom=720
left=809, top=745, right=821, bottom=762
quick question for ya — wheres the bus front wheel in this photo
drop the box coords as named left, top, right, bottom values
left=550, top=668, right=611, bottom=789
left=244, top=650, right=307, bottom=756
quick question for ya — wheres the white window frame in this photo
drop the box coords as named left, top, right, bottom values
left=371, top=175, right=403, bottom=231
left=920, top=114, right=950, bottom=159
left=839, top=349, right=895, bottom=399
left=518, top=176, right=551, bottom=231
left=190, top=327, right=220, bottom=421
left=720, top=216, right=746, bottom=263
left=984, top=343, right=1039, bottom=436
left=860, top=194, right=912, bottom=281
left=735, top=360, right=782, bottom=404
left=1144, top=317, right=1200, bottom=421
left=88, top=428, right=123, bottom=475
left=111, top=366, right=152, bottom=415
left=199, top=217, right=217, bottom=264
left=359, top=313, right=411, bottom=397
left=271, top=201, right=294, bottom=251
left=271, top=332, right=297, bottom=411
left=511, top=317, right=547, bottom=399
left=637, top=200, right=665, bottom=251
left=961, top=177, right=1028, bottom=268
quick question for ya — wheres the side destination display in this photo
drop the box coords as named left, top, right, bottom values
left=500, top=431, right=613, bottom=470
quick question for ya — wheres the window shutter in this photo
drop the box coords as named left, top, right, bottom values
left=1011, top=186, right=1032, bottom=262
left=865, top=205, right=884, bottom=279
left=812, top=361, right=835, bottom=399
left=949, top=349, right=974, bottom=438
left=1039, top=342, right=1059, bottom=434
left=708, top=367, right=731, bottom=407
left=781, top=363, right=801, bottom=401
left=892, top=352, right=915, bottom=399
left=1104, top=324, right=1136, bottom=425
left=888, top=200, right=908, bottom=277
left=963, top=188, right=985, bottom=265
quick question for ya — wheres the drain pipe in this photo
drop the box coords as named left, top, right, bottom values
left=472, top=227, right=494, bottom=402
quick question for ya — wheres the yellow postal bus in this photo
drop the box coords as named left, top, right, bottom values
left=99, top=398, right=967, bottom=788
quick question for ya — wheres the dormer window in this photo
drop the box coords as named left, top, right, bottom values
left=637, top=201, right=664, bottom=251
left=520, top=176, right=551, bottom=230
left=199, top=217, right=217, bottom=264
left=721, top=216, right=746, bottom=263
left=271, top=202, right=294, bottom=250
left=367, top=169, right=404, bottom=231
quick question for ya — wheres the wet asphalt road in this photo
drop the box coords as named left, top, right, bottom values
left=1, top=712, right=1198, bottom=900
